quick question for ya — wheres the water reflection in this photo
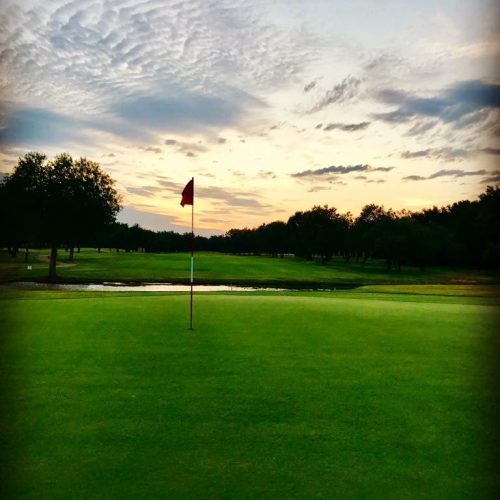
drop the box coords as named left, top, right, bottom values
left=6, top=282, right=289, bottom=292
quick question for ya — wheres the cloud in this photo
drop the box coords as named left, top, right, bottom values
left=405, top=120, right=438, bottom=136
left=304, top=81, right=317, bottom=92
left=117, top=205, right=222, bottom=236
left=291, top=164, right=393, bottom=178
left=401, top=147, right=471, bottom=161
left=428, top=169, right=487, bottom=179
left=481, top=172, right=500, bottom=183
left=401, top=150, right=431, bottom=159
left=126, top=185, right=163, bottom=197
left=162, top=139, right=209, bottom=157
left=155, top=178, right=270, bottom=209
left=139, top=146, right=163, bottom=154
left=0, top=0, right=316, bottom=144
left=402, top=175, right=427, bottom=181
left=323, top=122, right=370, bottom=132
left=0, top=103, right=159, bottom=147
left=400, top=147, right=482, bottom=161
left=257, top=170, right=276, bottom=179
left=110, top=93, right=247, bottom=134
left=306, top=76, right=361, bottom=113
left=403, top=169, right=487, bottom=181
left=0, top=106, right=84, bottom=146
left=480, top=147, right=500, bottom=155
left=374, top=80, right=500, bottom=126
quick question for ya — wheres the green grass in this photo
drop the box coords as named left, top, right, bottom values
left=1, top=248, right=498, bottom=286
left=1, top=290, right=498, bottom=498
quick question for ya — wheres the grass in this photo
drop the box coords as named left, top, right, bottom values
left=1, top=248, right=498, bottom=286
left=1, top=289, right=498, bottom=498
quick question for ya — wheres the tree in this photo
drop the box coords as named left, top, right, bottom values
left=287, top=205, right=348, bottom=263
left=2, top=152, right=121, bottom=279
left=256, top=221, right=289, bottom=257
left=352, top=204, right=388, bottom=267
left=0, top=152, right=46, bottom=259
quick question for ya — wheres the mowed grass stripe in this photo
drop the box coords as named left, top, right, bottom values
left=1, top=294, right=497, bottom=498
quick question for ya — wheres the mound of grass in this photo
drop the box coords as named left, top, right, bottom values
left=1, top=291, right=497, bottom=497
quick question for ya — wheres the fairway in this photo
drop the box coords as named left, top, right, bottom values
left=1, top=291, right=498, bottom=498
left=1, top=249, right=497, bottom=286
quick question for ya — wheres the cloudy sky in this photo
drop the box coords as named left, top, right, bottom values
left=0, top=0, right=499, bottom=235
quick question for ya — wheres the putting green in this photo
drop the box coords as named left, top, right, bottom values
left=1, top=291, right=498, bottom=498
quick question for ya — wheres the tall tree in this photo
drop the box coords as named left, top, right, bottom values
left=3, top=152, right=121, bottom=279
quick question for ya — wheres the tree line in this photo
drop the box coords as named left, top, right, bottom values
left=42, top=189, right=498, bottom=272
left=1, top=152, right=499, bottom=278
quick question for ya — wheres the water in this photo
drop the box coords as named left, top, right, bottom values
left=5, top=282, right=291, bottom=292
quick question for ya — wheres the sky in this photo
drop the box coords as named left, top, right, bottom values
left=0, top=0, right=499, bottom=235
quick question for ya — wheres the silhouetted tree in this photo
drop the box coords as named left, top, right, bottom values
left=2, top=152, right=120, bottom=279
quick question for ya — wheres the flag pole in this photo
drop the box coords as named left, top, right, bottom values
left=190, top=177, right=194, bottom=330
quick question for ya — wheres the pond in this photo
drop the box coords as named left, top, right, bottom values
left=3, top=282, right=349, bottom=292
left=5, top=282, right=288, bottom=292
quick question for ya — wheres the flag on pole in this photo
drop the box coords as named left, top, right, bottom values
left=180, top=179, right=194, bottom=207
left=181, top=178, right=195, bottom=330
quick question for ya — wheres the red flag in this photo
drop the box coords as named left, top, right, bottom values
left=180, top=178, right=194, bottom=207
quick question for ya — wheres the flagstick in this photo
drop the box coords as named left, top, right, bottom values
left=189, top=178, right=194, bottom=330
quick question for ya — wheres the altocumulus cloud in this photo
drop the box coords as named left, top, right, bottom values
left=0, top=0, right=316, bottom=146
